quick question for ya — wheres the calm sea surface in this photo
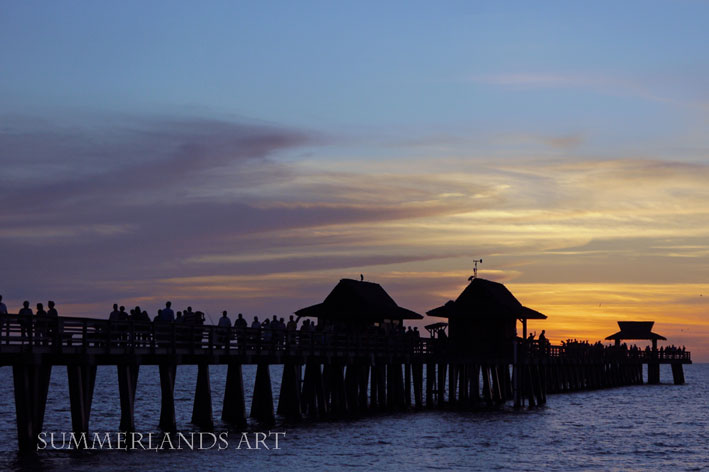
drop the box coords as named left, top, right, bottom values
left=0, top=363, right=706, bottom=471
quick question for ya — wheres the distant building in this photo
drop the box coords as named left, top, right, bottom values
left=427, top=278, right=546, bottom=357
left=295, top=278, right=423, bottom=332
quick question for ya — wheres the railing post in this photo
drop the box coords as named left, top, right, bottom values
left=55, top=318, right=63, bottom=353
left=82, top=320, right=88, bottom=353
left=130, top=321, right=136, bottom=353
left=171, top=323, right=177, bottom=355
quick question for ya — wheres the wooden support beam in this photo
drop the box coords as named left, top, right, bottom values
left=526, top=365, right=537, bottom=408
left=457, top=365, right=468, bottom=407
left=301, top=361, right=326, bottom=417
left=491, top=364, right=502, bottom=404
left=330, top=363, right=347, bottom=416
left=412, top=362, right=423, bottom=409
left=481, top=365, right=492, bottom=406
left=67, top=364, right=97, bottom=437
left=159, top=364, right=177, bottom=432
left=404, top=362, right=412, bottom=408
left=437, top=362, right=447, bottom=407
left=278, top=362, right=302, bottom=421
left=191, top=364, right=214, bottom=429
left=251, top=363, right=275, bottom=424
left=377, top=363, right=387, bottom=411
left=671, top=363, right=685, bottom=385
left=470, top=364, right=480, bottom=408
left=386, top=362, right=395, bottom=410
left=393, top=363, right=405, bottom=410
left=448, top=364, right=457, bottom=407
left=13, top=364, right=52, bottom=452
left=359, top=364, right=370, bottom=412
left=344, top=363, right=359, bottom=415
left=369, top=362, right=378, bottom=410
left=425, top=362, right=435, bottom=408
left=648, top=362, right=660, bottom=385
left=117, top=364, right=138, bottom=432
left=222, top=363, right=246, bottom=426
left=314, top=362, right=327, bottom=416
left=512, top=363, right=521, bottom=408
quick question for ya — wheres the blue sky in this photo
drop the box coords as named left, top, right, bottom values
left=1, top=1, right=709, bottom=357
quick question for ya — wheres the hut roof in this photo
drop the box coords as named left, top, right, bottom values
left=426, top=278, right=547, bottom=320
left=424, top=322, right=449, bottom=330
left=605, top=321, right=667, bottom=341
left=295, top=278, right=423, bottom=322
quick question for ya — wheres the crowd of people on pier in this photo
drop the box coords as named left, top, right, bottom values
left=0, top=294, right=686, bottom=360
left=0, top=295, right=423, bottom=350
left=0, top=295, right=60, bottom=345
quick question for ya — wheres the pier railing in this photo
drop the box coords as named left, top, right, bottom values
left=0, top=314, right=433, bottom=359
left=0, top=314, right=691, bottom=364
left=531, top=341, right=691, bottom=363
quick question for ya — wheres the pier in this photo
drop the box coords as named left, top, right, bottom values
left=0, top=278, right=692, bottom=452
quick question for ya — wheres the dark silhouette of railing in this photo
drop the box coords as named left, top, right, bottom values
left=0, top=314, right=691, bottom=365
left=0, top=314, right=433, bottom=359
left=528, top=340, right=691, bottom=363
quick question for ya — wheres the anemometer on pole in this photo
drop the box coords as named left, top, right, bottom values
left=469, top=259, right=483, bottom=281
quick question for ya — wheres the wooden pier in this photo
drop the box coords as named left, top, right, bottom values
left=0, top=313, right=691, bottom=452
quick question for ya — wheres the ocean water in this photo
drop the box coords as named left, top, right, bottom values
left=0, top=363, right=706, bottom=471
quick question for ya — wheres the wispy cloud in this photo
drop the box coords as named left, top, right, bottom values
left=467, top=72, right=709, bottom=110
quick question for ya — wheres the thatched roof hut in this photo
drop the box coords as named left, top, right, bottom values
left=295, top=278, right=422, bottom=328
left=427, top=278, right=546, bottom=356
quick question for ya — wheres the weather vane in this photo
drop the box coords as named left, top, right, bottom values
left=469, top=259, right=483, bottom=281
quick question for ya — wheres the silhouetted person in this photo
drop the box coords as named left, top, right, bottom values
left=183, top=306, right=196, bottom=325
left=0, top=295, right=7, bottom=315
left=250, top=316, right=260, bottom=347
left=47, top=301, right=58, bottom=317
left=119, top=305, right=129, bottom=321
left=35, top=303, right=46, bottom=316
left=218, top=310, right=231, bottom=348
left=109, top=304, right=121, bottom=321
left=233, top=313, right=246, bottom=348
left=19, top=301, right=33, bottom=342
left=44, top=301, right=58, bottom=345
left=218, top=310, right=231, bottom=326
left=160, top=301, right=175, bottom=322
left=34, top=303, right=47, bottom=345
left=286, top=315, right=297, bottom=345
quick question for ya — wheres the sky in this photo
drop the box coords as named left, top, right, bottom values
left=1, top=1, right=708, bottom=360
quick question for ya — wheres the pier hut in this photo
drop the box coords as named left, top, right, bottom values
left=427, top=277, right=546, bottom=357
left=294, top=278, right=423, bottom=416
left=295, top=278, right=423, bottom=331
left=426, top=278, right=547, bottom=409
left=604, top=321, right=678, bottom=384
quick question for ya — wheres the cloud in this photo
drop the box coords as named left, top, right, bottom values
left=467, top=72, right=709, bottom=110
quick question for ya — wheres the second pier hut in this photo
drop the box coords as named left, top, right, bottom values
left=427, top=277, right=547, bottom=358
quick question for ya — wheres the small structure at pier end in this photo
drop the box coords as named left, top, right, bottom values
left=605, top=321, right=684, bottom=385
left=427, top=277, right=546, bottom=358
left=295, top=278, right=423, bottom=330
